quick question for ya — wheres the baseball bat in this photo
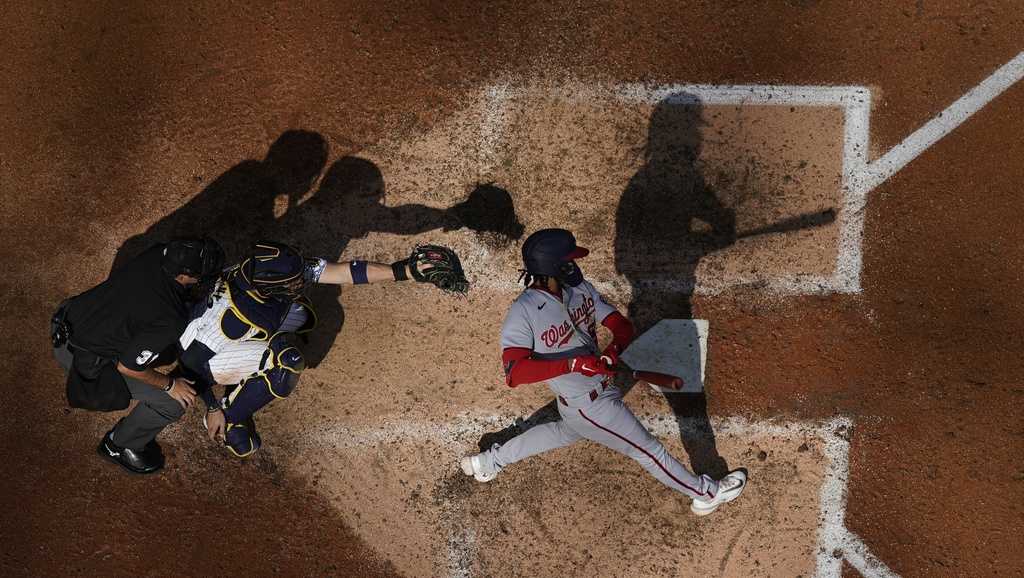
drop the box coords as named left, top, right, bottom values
left=736, top=208, right=836, bottom=241
left=630, top=369, right=684, bottom=390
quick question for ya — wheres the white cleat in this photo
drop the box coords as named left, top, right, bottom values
left=460, top=452, right=499, bottom=483
left=691, top=469, right=747, bottom=516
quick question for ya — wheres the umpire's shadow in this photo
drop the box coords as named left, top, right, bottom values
left=109, top=130, right=328, bottom=367
left=110, top=130, right=329, bottom=273
left=274, top=157, right=525, bottom=368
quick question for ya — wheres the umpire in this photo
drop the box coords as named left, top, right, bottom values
left=51, top=238, right=223, bottom=474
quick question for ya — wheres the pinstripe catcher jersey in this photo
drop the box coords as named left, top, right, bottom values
left=178, top=260, right=322, bottom=386
left=499, top=280, right=617, bottom=399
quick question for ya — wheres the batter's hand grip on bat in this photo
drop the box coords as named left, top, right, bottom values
left=631, top=370, right=684, bottom=390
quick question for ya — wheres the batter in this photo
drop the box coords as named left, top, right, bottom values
left=460, top=228, right=746, bottom=515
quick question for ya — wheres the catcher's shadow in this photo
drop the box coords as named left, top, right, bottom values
left=275, top=157, right=524, bottom=367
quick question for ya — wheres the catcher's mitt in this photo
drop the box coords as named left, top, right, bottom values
left=408, top=244, right=469, bottom=295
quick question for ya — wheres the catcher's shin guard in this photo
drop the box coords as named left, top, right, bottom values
left=222, top=333, right=303, bottom=457
left=225, top=417, right=261, bottom=457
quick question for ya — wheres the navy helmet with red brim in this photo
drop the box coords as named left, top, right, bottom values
left=563, top=246, right=590, bottom=260
left=522, top=228, right=588, bottom=286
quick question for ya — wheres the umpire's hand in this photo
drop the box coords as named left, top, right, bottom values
left=168, top=377, right=197, bottom=409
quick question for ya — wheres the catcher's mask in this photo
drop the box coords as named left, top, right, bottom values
left=238, top=241, right=307, bottom=300
left=521, top=228, right=589, bottom=287
left=163, top=238, right=225, bottom=283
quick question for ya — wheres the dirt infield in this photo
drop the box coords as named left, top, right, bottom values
left=2, top=2, right=1023, bottom=577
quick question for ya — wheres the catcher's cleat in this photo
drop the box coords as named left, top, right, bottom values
left=691, top=469, right=747, bottom=516
left=97, top=430, right=163, bottom=475
left=460, top=445, right=501, bottom=482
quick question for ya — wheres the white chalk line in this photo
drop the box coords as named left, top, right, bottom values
left=299, top=413, right=895, bottom=578
left=837, top=97, right=872, bottom=293
left=346, top=55, right=1024, bottom=575
left=446, top=526, right=477, bottom=578
left=814, top=419, right=900, bottom=578
left=477, top=82, right=511, bottom=179
left=467, top=51, right=1024, bottom=298
left=842, top=531, right=901, bottom=578
left=860, top=51, right=1024, bottom=193
left=473, top=82, right=868, bottom=297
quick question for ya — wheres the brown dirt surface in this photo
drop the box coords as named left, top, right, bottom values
left=3, top=1, right=1023, bottom=577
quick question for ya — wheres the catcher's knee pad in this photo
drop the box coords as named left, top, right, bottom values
left=223, top=333, right=304, bottom=424
left=225, top=418, right=261, bottom=458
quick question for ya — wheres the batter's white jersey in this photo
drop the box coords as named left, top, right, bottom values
left=485, top=279, right=721, bottom=501
left=500, top=280, right=617, bottom=400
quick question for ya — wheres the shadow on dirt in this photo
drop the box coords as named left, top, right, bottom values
left=614, top=93, right=734, bottom=478
left=111, top=130, right=329, bottom=272
left=477, top=94, right=734, bottom=479
left=273, top=157, right=524, bottom=367
left=112, top=132, right=526, bottom=368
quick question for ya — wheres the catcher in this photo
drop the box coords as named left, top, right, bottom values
left=177, top=240, right=467, bottom=456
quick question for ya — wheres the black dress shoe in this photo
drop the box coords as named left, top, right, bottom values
left=97, top=431, right=163, bottom=474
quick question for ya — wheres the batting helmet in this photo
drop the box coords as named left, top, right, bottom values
left=162, top=238, right=225, bottom=282
left=238, top=241, right=307, bottom=300
left=521, top=228, right=589, bottom=287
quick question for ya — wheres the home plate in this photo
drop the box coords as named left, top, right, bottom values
left=620, top=319, right=708, bottom=393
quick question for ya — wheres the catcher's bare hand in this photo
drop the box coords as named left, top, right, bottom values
left=205, top=409, right=226, bottom=441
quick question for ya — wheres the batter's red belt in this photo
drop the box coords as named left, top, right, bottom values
left=558, top=380, right=610, bottom=407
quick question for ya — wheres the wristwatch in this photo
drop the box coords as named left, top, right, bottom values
left=163, top=376, right=174, bottom=392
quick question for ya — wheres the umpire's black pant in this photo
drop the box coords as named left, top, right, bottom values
left=52, top=342, right=185, bottom=451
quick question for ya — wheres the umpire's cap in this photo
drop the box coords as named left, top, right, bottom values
left=163, top=238, right=225, bottom=281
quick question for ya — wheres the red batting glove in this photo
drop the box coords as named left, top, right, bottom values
left=568, top=355, right=615, bottom=377
left=599, top=343, right=622, bottom=368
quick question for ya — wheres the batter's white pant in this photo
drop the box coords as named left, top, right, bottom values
left=487, top=387, right=719, bottom=500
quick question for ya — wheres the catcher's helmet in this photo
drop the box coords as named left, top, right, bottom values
left=238, top=241, right=307, bottom=300
left=521, top=228, right=589, bottom=287
left=163, top=238, right=225, bottom=282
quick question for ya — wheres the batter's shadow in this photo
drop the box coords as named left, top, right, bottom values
left=615, top=92, right=732, bottom=479
left=479, top=93, right=732, bottom=479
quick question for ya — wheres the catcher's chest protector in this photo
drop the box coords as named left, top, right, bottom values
left=179, top=280, right=315, bottom=381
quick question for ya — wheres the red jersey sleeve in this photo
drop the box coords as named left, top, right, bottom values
left=599, top=311, right=635, bottom=360
left=501, top=347, right=570, bottom=388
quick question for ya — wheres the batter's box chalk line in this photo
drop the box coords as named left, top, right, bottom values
left=302, top=414, right=899, bottom=578
left=471, top=51, right=1024, bottom=298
